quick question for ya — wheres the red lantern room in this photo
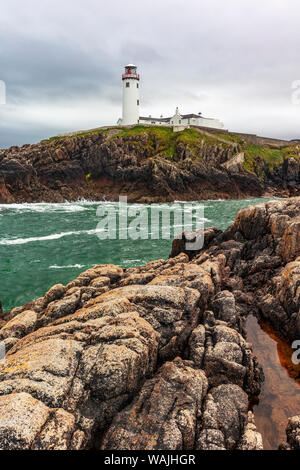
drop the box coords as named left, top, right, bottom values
left=122, top=64, right=140, bottom=81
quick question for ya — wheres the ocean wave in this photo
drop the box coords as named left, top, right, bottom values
left=0, top=202, right=92, bottom=213
left=0, top=231, right=77, bottom=245
left=49, top=264, right=85, bottom=270
left=0, top=228, right=107, bottom=245
left=121, top=259, right=148, bottom=266
left=0, top=200, right=135, bottom=214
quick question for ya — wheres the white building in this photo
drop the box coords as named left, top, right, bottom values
left=118, top=65, right=224, bottom=131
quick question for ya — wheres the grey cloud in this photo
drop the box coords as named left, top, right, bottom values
left=1, top=33, right=115, bottom=103
left=0, top=0, right=300, bottom=147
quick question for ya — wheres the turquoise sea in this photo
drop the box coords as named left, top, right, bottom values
left=0, top=198, right=274, bottom=313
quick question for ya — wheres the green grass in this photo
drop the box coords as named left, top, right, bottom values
left=40, top=135, right=61, bottom=144
left=40, top=127, right=115, bottom=146
left=215, top=132, right=246, bottom=145
left=177, top=128, right=211, bottom=144
left=39, top=125, right=300, bottom=176
left=112, top=125, right=174, bottom=144
left=109, top=126, right=233, bottom=161
left=109, top=126, right=176, bottom=159
left=243, top=145, right=286, bottom=172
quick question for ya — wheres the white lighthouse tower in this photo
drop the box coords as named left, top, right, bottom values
left=120, top=64, right=140, bottom=125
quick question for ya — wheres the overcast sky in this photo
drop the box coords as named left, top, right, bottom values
left=0, top=0, right=299, bottom=148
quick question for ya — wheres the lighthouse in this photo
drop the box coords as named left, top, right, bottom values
left=121, top=64, right=140, bottom=125
left=117, top=64, right=225, bottom=130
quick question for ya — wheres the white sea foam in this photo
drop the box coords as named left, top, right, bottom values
left=0, top=200, right=132, bottom=214
left=0, top=202, right=95, bottom=214
left=0, top=227, right=106, bottom=245
left=0, top=232, right=76, bottom=245
left=49, top=264, right=85, bottom=270
left=121, top=259, right=148, bottom=266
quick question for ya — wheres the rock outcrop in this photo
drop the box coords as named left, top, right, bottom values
left=0, top=127, right=299, bottom=204
left=0, top=197, right=299, bottom=450
left=280, top=416, right=300, bottom=450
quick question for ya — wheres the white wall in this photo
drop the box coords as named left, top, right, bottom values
left=139, top=119, right=168, bottom=126
left=194, top=117, right=224, bottom=129
left=122, top=79, right=140, bottom=125
left=138, top=116, right=225, bottom=130
left=170, top=113, right=182, bottom=126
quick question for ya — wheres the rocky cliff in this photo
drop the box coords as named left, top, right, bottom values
left=0, top=197, right=299, bottom=450
left=0, top=126, right=299, bottom=203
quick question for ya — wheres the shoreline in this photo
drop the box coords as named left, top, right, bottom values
left=0, top=186, right=293, bottom=205
left=0, top=193, right=286, bottom=206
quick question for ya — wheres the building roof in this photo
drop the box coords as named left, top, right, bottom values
left=140, top=116, right=171, bottom=122
left=181, top=113, right=202, bottom=119
left=140, top=113, right=204, bottom=122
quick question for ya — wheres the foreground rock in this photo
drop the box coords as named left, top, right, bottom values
left=0, top=197, right=299, bottom=450
left=280, top=416, right=300, bottom=450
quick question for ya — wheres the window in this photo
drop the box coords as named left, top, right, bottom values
left=179, top=120, right=182, bottom=124
left=126, top=82, right=130, bottom=88
left=137, top=100, right=140, bottom=105
left=137, top=83, right=139, bottom=88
